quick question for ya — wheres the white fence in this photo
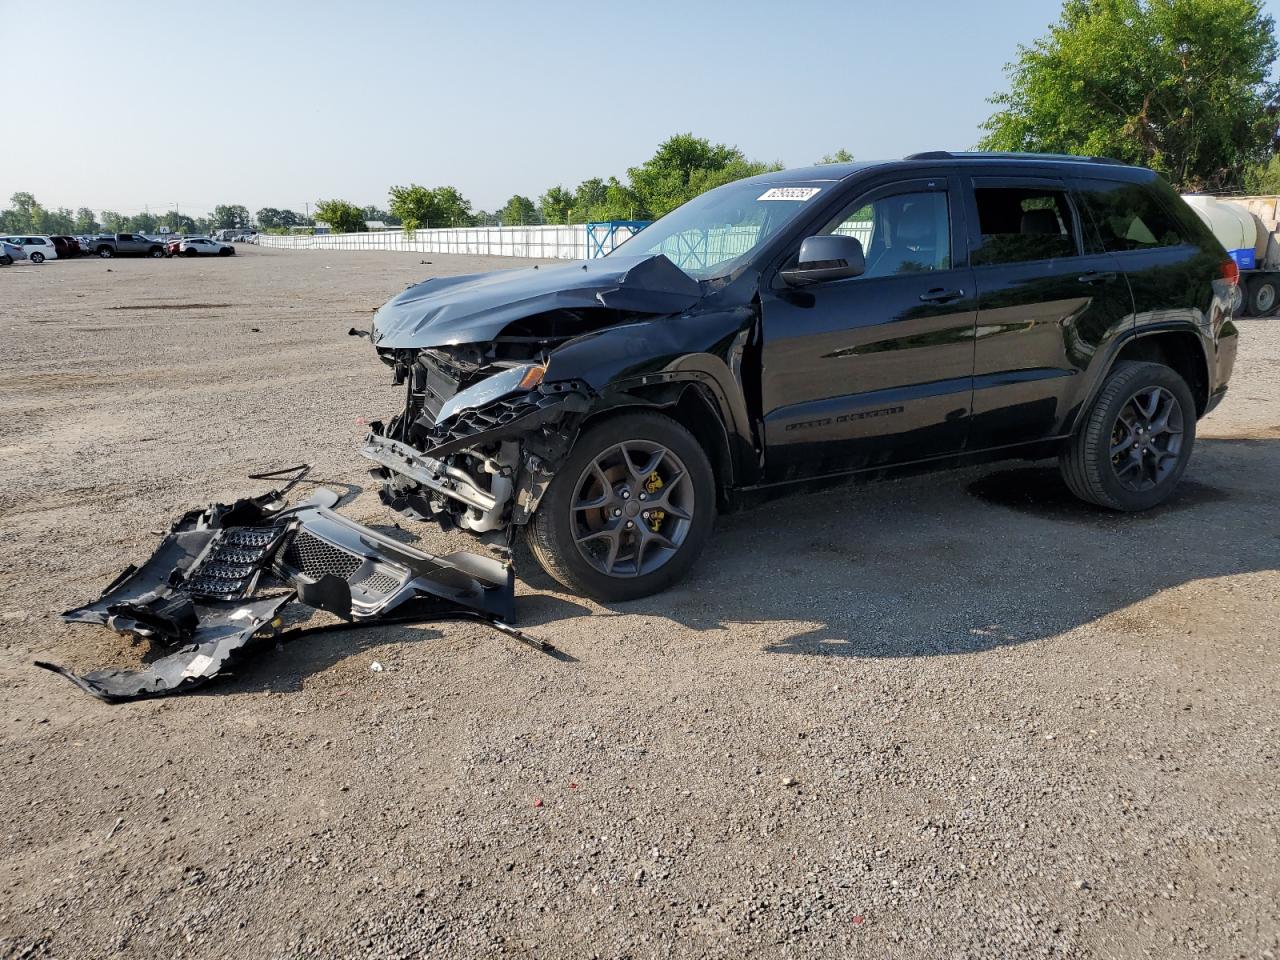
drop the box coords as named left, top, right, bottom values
left=253, top=221, right=872, bottom=265
left=256, top=224, right=613, bottom=260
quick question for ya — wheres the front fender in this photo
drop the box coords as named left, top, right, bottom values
left=546, top=309, right=757, bottom=448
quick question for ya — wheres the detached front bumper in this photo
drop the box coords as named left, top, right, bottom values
left=39, top=479, right=550, bottom=703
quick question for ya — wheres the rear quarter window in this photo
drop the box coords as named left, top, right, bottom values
left=1074, top=179, right=1187, bottom=253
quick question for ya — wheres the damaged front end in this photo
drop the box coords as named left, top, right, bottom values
left=360, top=255, right=703, bottom=543
left=39, top=469, right=550, bottom=703
left=361, top=357, right=591, bottom=540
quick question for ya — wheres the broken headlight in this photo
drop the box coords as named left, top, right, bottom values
left=434, top=362, right=547, bottom=424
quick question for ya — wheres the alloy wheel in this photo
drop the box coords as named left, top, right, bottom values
left=1108, top=386, right=1184, bottom=492
left=570, top=440, right=695, bottom=578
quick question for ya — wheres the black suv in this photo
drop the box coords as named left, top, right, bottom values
left=362, top=153, right=1239, bottom=601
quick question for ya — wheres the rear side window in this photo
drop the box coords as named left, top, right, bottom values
left=971, top=187, right=1078, bottom=266
left=1074, top=180, right=1186, bottom=252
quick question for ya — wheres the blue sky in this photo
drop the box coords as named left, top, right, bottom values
left=4, top=0, right=1279, bottom=217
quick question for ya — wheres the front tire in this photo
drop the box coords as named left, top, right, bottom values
left=149, top=246, right=165, bottom=258
left=0, top=255, right=12, bottom=266
left=526, top=412, right=716, bottom=602
left=1059, top=361, right=1197, bottom=511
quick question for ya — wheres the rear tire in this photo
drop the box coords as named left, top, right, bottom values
left=1059, top=361, right=1196, bottom=511
left=30, top=252, right=44, bottom=263
left=97, top=247, right=113, bottom=258
left=526, top=412, right=716, bottom=602
left=185, top=247, right=199, bottom=257
left=1247, top=276, right=1279, bottom=317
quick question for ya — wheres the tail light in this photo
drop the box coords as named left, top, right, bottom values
left=1221, top=258, right=1240, bottom=287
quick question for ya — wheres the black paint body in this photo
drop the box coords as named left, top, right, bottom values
left=373, top=156, right=1239, bottom=506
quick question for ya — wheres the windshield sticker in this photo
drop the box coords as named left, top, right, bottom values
left=758, top=187, right=822, bottom=202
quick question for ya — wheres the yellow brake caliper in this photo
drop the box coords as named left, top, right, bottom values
left=645, top=471, right=665, bottom=532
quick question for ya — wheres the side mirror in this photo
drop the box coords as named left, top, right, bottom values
left=780, top=235, right=866, bottom=286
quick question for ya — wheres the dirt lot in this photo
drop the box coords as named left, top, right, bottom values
left=0, top=247, right=1277, bottom=959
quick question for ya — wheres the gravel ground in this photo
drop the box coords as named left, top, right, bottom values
left=0, top=247, right=1277, bottom=960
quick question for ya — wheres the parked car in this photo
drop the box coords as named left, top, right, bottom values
left=0, top=240, right=26, bottom=265
left=49, top=236, right=82, bottom=258
left=90, top=233, right=167, bottom=258
left=359, top=152, right=1240, bottom=601
left=1, top=236, right=58, bottom=262
left=165, top=236, right=184, bottom=257
left=175, top=237, right=235, bottom=257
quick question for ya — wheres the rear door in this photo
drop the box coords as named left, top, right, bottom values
left=963, top=175, right=1134, bottom=449
left=1070, top=176, right=1215, bottom=329
left=759, top=175, right=978, bottom=481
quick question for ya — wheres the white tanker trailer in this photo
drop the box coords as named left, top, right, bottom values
left=1182, top=194, right=1280, bottom=316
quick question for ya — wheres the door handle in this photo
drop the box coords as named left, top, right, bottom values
left=1078, top=271, right=1117, bottom=284
left=919, top=288, right=964, bottom=304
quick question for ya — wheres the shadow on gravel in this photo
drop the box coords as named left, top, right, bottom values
left=180, top=593, right=589, bottom=696
left=595, top=437, right=1279, bottom=661
left=967, top=469, right=1230, bottom=523
left=193, top=623, right=447, bottom=696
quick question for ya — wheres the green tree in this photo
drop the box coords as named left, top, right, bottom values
left=257, top=208, right=307, bottom=229
left=1245, top=154, right=1280, bottom=192
left=160, top=210, right=197, bottom=234
left=538, top=186, right=574, bottom=224
left=980, top=0, right=1280, bottom=190
left=73, top=208, right=99, bottom=233
left=313, top=199, right=366, bottom=233
left=627, top=133, right=779, bottom=218
left=125, top=212, right=159, bottom=234
left=361, top=204, right=398, bottom=225
left=565, top=177, right=647, bottom=222
left=500, top=195, right=538, bottom=225
left=100, top=211, right=127, bottom=232
left=570, top=178, right=608, bottom=222
left=818, top=149, right=855, bottom=164
left=41, top=207, right=75, bottom=234
left=595, top=177, right=646, bottom=221
left=212, top=204, right=251, bottom=230
left=1, top=192, right=43, bottom=232
left=388, top=184, right=474, bottom=229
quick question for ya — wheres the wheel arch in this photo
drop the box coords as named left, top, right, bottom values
left=1069, top=325, right=1212, bottom=434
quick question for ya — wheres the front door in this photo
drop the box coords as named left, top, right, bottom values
left=759, top=177, right=977, bottom=482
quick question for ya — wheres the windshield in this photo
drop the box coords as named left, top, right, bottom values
left=609, top=180, right=828, bottom=280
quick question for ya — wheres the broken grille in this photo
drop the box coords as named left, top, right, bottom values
left=181, top=526, right=283, bottom=600
left=281, top=531, right=363, bottom=582
left=354, top=571, right=402, bottom=596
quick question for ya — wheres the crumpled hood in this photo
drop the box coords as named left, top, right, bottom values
left=371, top=254, right=703, bottom=349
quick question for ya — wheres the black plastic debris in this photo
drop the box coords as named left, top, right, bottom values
left=37, top=470, right=554, bottom=703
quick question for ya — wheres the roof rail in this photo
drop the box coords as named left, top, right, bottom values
left=904, top=150, right=1132, bottom=166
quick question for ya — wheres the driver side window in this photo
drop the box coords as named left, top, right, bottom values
left=823, top=191, right=951, bottom=278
